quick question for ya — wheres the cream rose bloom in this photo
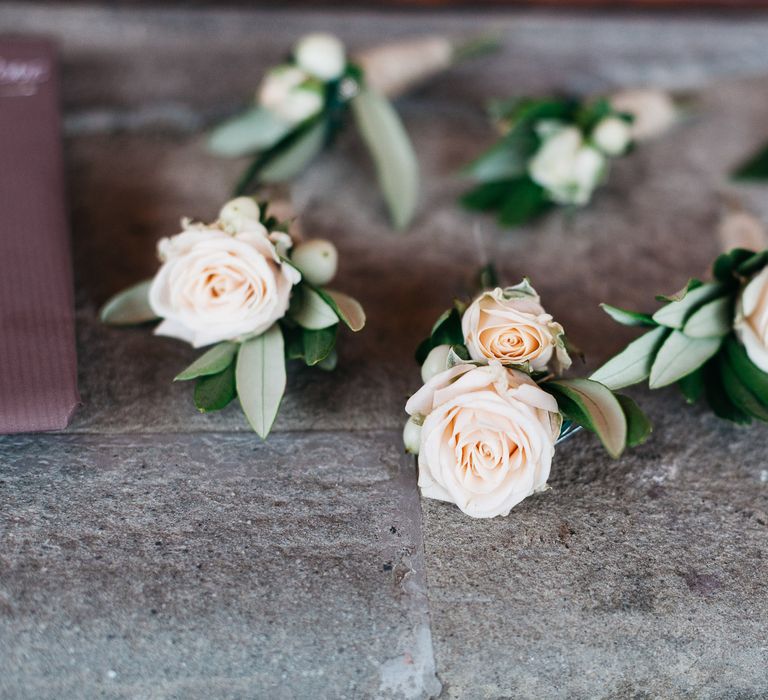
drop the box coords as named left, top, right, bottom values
left=528, top=123, right=606, bottom=205
left=148, top=207, right=301, bottom=348
left=735, top=266, right=768, bottom=372
left=462, top=282, right=571, bottom=373
left=405, top=362, right=561, bottom=518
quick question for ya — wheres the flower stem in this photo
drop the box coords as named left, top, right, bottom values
left=452, top=33, right=503, bottom=63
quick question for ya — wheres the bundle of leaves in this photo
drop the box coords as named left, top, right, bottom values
left=732, top=142, right=768, bottom=181
left=172, top=278, right=364, bottom=436
left=592, top=248, right=768, bottom=424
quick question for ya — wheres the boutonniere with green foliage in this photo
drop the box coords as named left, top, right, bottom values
left=209, top=32, right=498, bottom=229
left=462, top=88, right=677, bottom=227
left=100, top=196, right=365, bottom=438
left=592, top=247, right=768, bottom=424
left=403, top=266, right=650, bottom=519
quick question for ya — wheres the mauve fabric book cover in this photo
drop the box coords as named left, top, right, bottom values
left=0, top=38, right=79, bottom=433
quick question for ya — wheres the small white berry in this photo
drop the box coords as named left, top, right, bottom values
left=294, top=33, right=346, bottom=82
left=219, top=197, right=260, bottom=233
left=403, top=418, right=422, bottom=455
left=592, top=116, right=632, bottom=157
left=421, top=344, right=452, bottom=383
left=291, top=239, right=338, bottom=286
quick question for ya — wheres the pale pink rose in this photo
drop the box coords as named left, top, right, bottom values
left=149, top=217, right=300, bottom=348
left=461, top=283, right=571, bottom=373
left=405, top=362, right=561, bottom=518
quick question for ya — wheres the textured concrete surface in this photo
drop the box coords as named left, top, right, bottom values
left=0, top=432, right=439, bottom=699
left=424, top=389, right=768, bottom=699
left=1, top=3, right=768, bottom=698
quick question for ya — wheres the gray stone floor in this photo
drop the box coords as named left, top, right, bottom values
left=1, top=4, right=768, bottom=699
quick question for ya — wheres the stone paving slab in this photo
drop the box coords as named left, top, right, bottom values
left=422, top=389, right=768, bottom=699
left=1, top=4, right=768, bottom=698
left=0, top=431, right=439, bottom=699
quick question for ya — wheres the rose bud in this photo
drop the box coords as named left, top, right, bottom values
left=291, top=239, right=338, bottom=286
left=218, top=197, right=261, bottom=234
left=421, top=344, right=452, bottom=383
left=528, top=125, right=606, bottom=206
left=462, top=285, right=571, bottom=374
left=402, top=417, right=423, bottom=455
left=294, top=33, right=346, bottom=82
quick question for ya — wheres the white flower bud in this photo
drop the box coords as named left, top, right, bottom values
left=421, top=344, right=452, bottom=383
left=295, top=33, right=346, bottom=82
left=592, top=116, right=632, bottom=156
left=219, top=197, right=261, bottom=233
left=291, top=239, right=338, bottom=286
left=258, top=66, right=323, bottom=125
left=529, top=126, right=582, bottom=200
left=403, top=417, right=423, bottom=455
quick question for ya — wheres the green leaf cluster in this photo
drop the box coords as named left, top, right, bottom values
left=173, top=274, right=366, bottom=439
left=461, top=96, right=631, bottom=228
left=542, top=378, right=650, bottom=458
left=592, top=249, right=768, bottom=424
left=415, top=304, right=467, bottom=364
left=172, top=334, right=285, bottom=439
left=731, top=141, right=768, bottom=181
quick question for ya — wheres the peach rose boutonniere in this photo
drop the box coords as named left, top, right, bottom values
left=406, top=268, right=650, bottom=518
left=593, top=245, right=768, bottom=426
left=101, top=196, right=365, bottom=438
